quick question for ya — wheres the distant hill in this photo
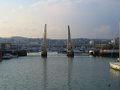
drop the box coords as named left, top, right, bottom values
left=0, top=36, right=118, bottom=46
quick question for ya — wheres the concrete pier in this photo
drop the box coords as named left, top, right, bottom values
left=89, top=49, right=119, bottom=57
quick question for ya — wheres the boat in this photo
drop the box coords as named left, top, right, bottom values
left=109, top=62, right=120, bottom=71
left=2, top=53, right=13, bottom=60
left=57, top=49, right=67, bottom=54
left=109, top=22, right=120, bottom=71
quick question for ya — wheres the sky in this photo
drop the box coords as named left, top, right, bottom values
left=0, top=0, right=120, bottom=39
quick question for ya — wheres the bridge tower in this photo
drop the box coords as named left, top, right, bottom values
left=67, top=25, right=74, bottom=57
left=41, top=24, right=47, bottom=57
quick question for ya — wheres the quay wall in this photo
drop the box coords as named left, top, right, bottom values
left=89, top=49, right=119, bottom=58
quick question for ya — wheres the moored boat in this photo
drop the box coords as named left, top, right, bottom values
left=2, top=53, right=13, bottom=60
left=110, top=62, right=120, bottom=71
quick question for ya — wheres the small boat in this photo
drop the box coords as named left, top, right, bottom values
left=109, top=62, right=120, bottom=71
left=2, top=53, right=13, bottom=60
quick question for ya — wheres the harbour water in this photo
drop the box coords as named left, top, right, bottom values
left=0, top=53, right=120, bottom=90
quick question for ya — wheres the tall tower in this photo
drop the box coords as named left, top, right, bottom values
left=67, top=25, right=74, bottom=57
left=41, top=24, right=47, bottom=57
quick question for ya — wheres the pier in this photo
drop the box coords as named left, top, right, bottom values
left=89, top=49, right=119, bottom=57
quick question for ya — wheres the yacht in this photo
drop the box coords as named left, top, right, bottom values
left=109, top=61, right=120, bottom=71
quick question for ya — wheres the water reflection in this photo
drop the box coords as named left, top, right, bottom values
left=110, top=69, right=120, bottom=77
left=110, top=68, right=120, bottom=90
left=67, top=57, right=73, bottom=90
left=41, top=57, right=47, bottom=90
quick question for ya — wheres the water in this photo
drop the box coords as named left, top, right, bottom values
left=0, top=53, right=120, bottom=90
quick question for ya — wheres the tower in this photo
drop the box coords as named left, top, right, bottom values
left=67, top=25, right=74, bottom=57
left=41, top=24, right=47, bottom=57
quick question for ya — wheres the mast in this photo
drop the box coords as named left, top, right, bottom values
left=118, top=22, right=120, bottom=60
left=67, top=25, right=74, bottom=57
left=41, top=24, right=47, bottom=57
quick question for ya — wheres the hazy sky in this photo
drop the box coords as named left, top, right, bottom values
left=0, top=0, right=120, bottom=39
